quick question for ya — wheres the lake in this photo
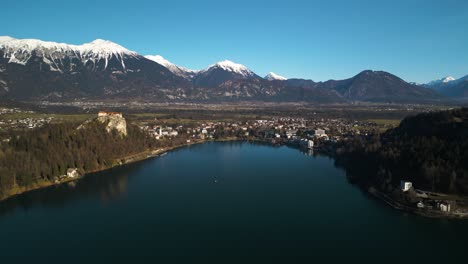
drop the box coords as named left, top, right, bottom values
left=0, top=141, right=467, bottom=263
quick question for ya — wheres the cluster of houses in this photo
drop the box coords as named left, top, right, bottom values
left=0, top=116, right=53, bottom=130
left=142, top=117, right=368, bottom=150
left=400, top=180, right=453, bottom=213
left=138, top=117, right=396, bottom=156
left=141, top=116, right=388, bottom=147
left=144, top=125, right=181, bottom=139
left=0, top=108, right=54, bottom=130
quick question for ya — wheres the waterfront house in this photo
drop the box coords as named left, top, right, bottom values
left=308, top=140, right=314, bottom=149
left=67, top=168, right=79, bottom=178
left=440, top=203, right=451, bottom=212
left=400, top=181, right=413, bottom=192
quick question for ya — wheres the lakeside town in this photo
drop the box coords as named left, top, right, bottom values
left=131, top=112, right=468, bottom=219
left=138, top=112, right=468, bottom=219
left=141, top=116, right=380, bottom=149
left=1, top=108, right=467, bottom=219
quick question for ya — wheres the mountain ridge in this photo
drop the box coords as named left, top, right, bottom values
left=424, top=75, right=468, bottom=99
left=0, top=36, right=449, bottom=104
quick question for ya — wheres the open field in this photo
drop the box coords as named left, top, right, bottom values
left=0, top=100, right=454, bottom=132
left=0, top=112, right=95, bottom=123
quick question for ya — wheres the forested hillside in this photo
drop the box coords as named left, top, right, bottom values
left=0, top=120, right=158, bottom=198
left=335, top=108, right=468, bottom=194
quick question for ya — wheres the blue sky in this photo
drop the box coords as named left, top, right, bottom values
left=2, top=0, right=468, bottom=83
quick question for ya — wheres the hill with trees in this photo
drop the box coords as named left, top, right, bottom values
left=335, top=108, right=468, bottom=194
left=0, top=118, right=162, bottom=199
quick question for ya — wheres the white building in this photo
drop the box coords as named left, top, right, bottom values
left=440, top=203, right=451, bottom=212
left=308, top=140, right=314, bottom=149
left=67, top=168, right=79, bottom=178
left=314, top=129, right=326, bottom=136
left=400, top=181, right=413, bottom=192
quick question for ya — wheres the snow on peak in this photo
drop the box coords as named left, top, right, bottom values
left=0, top=36, right=138, bottom=69
left=0, top=36, right=136, bottom=58
left=442, top=76, right=455, bottom=83
left=205, top=60, right=255, bottom=77
left=78, top=39, right=137, bottom=56
left=145, top=55, right=197, bottom=77
left=265, top=72, right=287, bottom=81
left=145, top=55, right=172, bottom=68
left=0, top=36, right=76, bottom=65
left=0, top=36, right=74, bottom=52
left=0, top=36, right=15, bottom=42
left=427, top=76, right=457, bottom=86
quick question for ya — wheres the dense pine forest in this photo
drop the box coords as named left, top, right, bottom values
left=335, top=108, right=468, bottom=195
left=0, top=120, right=162, bottom=198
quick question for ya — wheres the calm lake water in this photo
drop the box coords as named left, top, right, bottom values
left=1, top=141, right=467, bottom=263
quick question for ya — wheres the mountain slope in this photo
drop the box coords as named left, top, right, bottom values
left=144, top=55, right=197, bottom=79
left=336, top=108, right=468, bottom=194
left=194, top=60, right=260, bottom=88
left=322, top=70, right=444, bottom=103
left=426, top=76, right=456, bottom=88
left=0, top=36, right=451, bottom=103
left=0, top=36, right=190, bottom=100
left=425, top=75, right=468, bottom=99
left=265, top=72, right=287, bottom=81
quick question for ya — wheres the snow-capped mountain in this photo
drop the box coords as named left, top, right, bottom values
left=442, top=76, right=456, bottom=83
left=0, top=36, right=140, bottom=71
left=201, top=60, right=256, bottom=77
left=0, top=36, right=189, bottom=99
left=0, top=36, right=449, bottom=103
left=425, top=76, right=456, bottom=87
left=424, top=75, right=468, bottom=99
left=194, top=60, right=259, bottom=87
left=265, top=72, right=287, bottom=81
left=145, top=55, right=197, bottom=79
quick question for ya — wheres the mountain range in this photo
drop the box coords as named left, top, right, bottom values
left=0, top=36, right=454, bottom=103
left=423, top=75, right=468, bottom=99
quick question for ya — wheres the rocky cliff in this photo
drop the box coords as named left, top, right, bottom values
left=96, top=114, right=127, bottom=136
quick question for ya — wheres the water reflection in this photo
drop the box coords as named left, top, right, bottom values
left=0, top=143, right=323, bottom=217
left=0, top=162, right=137, bottom=217
left=300, top=149, right=314, bottom=156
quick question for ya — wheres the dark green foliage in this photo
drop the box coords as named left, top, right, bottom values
left=336, top=108, right=468, bottom=194
left=0, top=120, right=158, bottom=196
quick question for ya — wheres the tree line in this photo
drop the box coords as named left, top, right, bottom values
left=334, top=108, right=468, bottom=195
left=0, top=120, right=162, bottom=197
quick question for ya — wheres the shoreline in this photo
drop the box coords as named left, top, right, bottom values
left=367, top=187, right=468, bottom=219
left=0, top=137, right=247, bottom=203
left=2, top=138, right=466, bottom=220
